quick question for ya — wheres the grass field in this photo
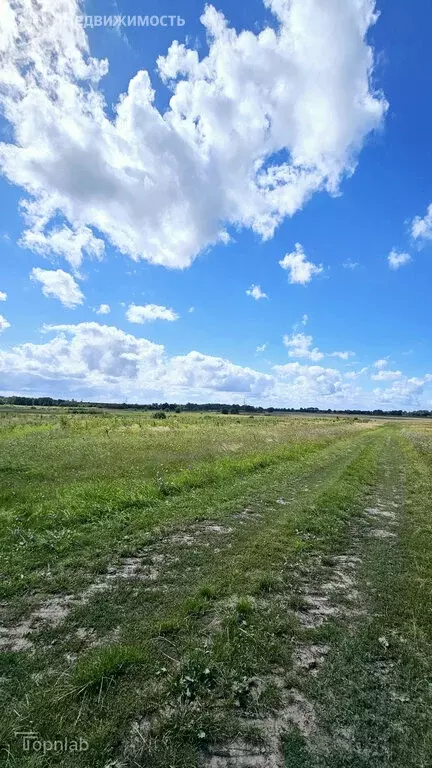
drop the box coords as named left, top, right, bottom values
left=1, top=410, right=431, bottom=767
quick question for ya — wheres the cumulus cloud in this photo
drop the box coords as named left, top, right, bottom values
left=329, top=351, right=355, bottom=360
left=274, top=362, right=346, bottom=399
left=0, top=322, right=272, bottom=401
left=374, top=358, right=388, bottom=369
left=0, top=322, right=430, bottom=409
left=283, top=331, right=353, bottom=362
left=279, top=243, right=323, bottom=285
left=371, top=369, right=402, bottom=382
left=0, top=291, right=7, bottom=301
left=283, top=332, right=324, bottom=361
left=411, top=203, right=432, bottom=242
left=256, top=343, right=267, bottom=353
left=246, top=284, right=268, bottom=301
left=388, top=249, right=411, bottom=270
left=373, top=376, right=427, bottom=408
left=165, top=351, right=273, bottom=396
left=20, top=224, right=105, bottom=273
left=0, top=0, right=387, bottom=270
left=95, top=303, right=111, bottom=315
left=0, top=314, right=11, bottom=332
left=344, top=367, right=368, bottom=380
left=25, top=322, right=165, bottom=385
left=126, top=304, right=179, bottom=324
left=30, top=268, right=84, bottom=307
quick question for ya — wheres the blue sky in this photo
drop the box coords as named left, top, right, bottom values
left=0, top=0, right=431, bottom=408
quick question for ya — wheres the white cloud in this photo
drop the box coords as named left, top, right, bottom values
left=0, top=0, right=387, bottom=270
left=293, top=313, right=309, bottom=331
left=273, top=362, right=355, bottom=404
left=126, top=303, right=179, bottom=324
left=0, top=322, right=272, bottom=401
left=28, top=322, right=164, bottom=385
left=283, top=331, right=353, bottom=362
left=0, top=322, right=430, bottom=410
left=188, top=306, right=195, bottom=314
left=388, top=249, right=411, bottom=270
left=342, top=260, right=359, bottom=269
left=329, top=351, right=355, bottom=360
left=30, top=267, right=84, bottom=308
left=165, top=351, right=273, bottom=396
left=283, top=332, right=324, bottom=361
left=344, top=367, right=368, bottom=380
left=373, top=358, right=388, bottom=369
left=20, top=224, right=105, bottom=272
left=372, top=376, right=427, bottom=408
left=256, top=343, right=267, bottom=353
left=0, top=314, right=11, bottom=333
left=371, top=369, right=402, bottom=382
left=246, top=284, right=268, bottom=301
left=95, top=303, right=111, bottom=315
left=0, top=291, right=7, bottom=301
left=279, top=243, right=323, bottom=285
left=411, top=203, right=432, bottom=242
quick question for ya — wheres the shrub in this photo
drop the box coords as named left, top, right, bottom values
left=154, top=411, right=167, bottom=420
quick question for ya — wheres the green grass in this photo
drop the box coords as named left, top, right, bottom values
left=0, top=411, right=431, bottom=766
left=287, top=427, right=432, bottom=768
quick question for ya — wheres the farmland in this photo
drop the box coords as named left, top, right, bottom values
left=1, top=410, right=432, bottom=767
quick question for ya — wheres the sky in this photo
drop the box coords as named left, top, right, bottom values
left=0, top=0, right=431, bottom=409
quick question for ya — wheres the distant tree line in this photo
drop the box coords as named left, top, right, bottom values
left=0, top=395, right=431, bottom=418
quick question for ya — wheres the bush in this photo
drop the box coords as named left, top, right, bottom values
left=154, top=411, right=167, bottom=420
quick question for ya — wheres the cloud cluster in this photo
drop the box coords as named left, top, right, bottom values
left=126, top=304, right=179, bottom=324
left=0, top=0, right=387, bottom=270
left=283, top=331, right=353, bottom=362
left=0, top=284, right=10, bottom=331
left=246, top=285, right=268, bottom=301
left=371, top=369, right=402, bottom=381
left=373, top=358, right=388, bottom=369
left=95, top=304, right=111, bottom=315
left=412, top=203, right=432, bottom=242
left=279, top=244, right=323, bottom=285
left=274, top=361, right=352, bottom=400
left=283, top=332, right=324, bottom=361
left=372, top=376, right=428, bottom=407
left=0, top=315, right=10, bottom=333
left=0, top=322, right=271, bottom=401
left=21, top=225, right=105, bottom=273
left=342, top=260, right=359, bottom=270
left=1, top=322, right=430, bottom=409
left=388, top=249, right=411, bottom=270
left=30, top=268, right=84, bottom=308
